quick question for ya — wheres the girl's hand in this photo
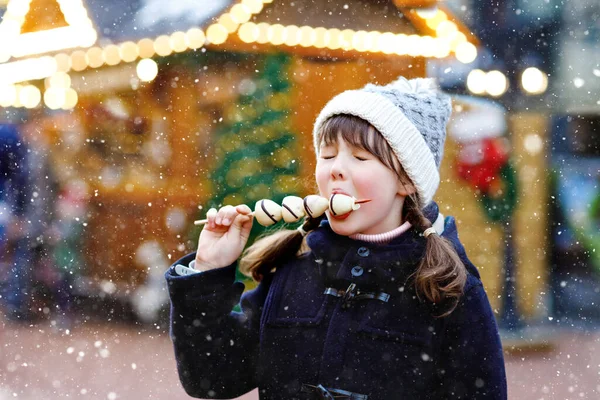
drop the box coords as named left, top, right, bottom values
left=194, top=204, right=254, bottom=271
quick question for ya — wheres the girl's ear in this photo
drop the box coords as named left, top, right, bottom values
left=397, top=179, right=416, bottom=197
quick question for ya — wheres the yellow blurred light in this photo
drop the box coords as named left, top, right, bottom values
left=486, top=70, right=509, bottom=97
left=0, top=85, right=17, bottom=107
left=340, top=29, right=354, bottom=51
left=253, top=23, right=268, bottom=44
left=299, top=26, right=316, bottom=48
left=267, top=24, right=286, bottom=45
left=466, top=69, right=487, bottom=95
left=405, top=35, right=420, bottom=57
left=242, top=0, right=263, bottom=13
left=154, top=35, right=173, bottom=57
left=455, top=41, right=477, bottom=63
left=44, top=88, right=65, bottom=110
left=86, top=47, right=104, bottom=68
left=54, top=53, right=72, bottom=72
left=351, top=30, right=369, bottom=52
left=433, top=39, right=451, bottom=58
left=7, top=0, right=30, bottom=17
left=12, top=85, right=23, bottom=108
left=218, top=14, right=239, bottom=33
left=119, top=41, right=139, bottom=63
left=377, top=32, right=396, bottom=54
left=138, top=38, right=156, bottom=58
left=326, top=28, right=341, bottom=50
left=47, top=72, right=71, bottom=89
left=0, top=57, right=57, bottom=86
left=103, top=45, right=121, bottom=66
left=415, top=7, right=438, bottom=19
left=449, top=31, right=467, bottom=49
left=283, top=25, right=301, bottom=47
left=11, top=27, right=97, bottom=58
left=521, top=67, right=548, bottom=95
left=239, top=23, right=259, bottom=43
left=206, top=24, right=228, bottom=45
left=62, top=88, right=78, bottom=109
left=313, top=27, right=328, bottom=49
left=186, top=28, right=206, bottom=49
left=366, top=31, right=381, bottom=52
left=170, top=31, right=188, bottom=52
left=425, top=10, right=448, bottom=29
left=70, top=50, right=88, bottom=72
left=0, top=50, right=11, bottom=64
left=19, top=85, right=41, bottom=109
left=136, top=58, right=159, bottom=82
left=436, top=20, right=458, bottom=38
left=419, top=36, right=436, bottom=58
left=230, top=4, right=251, bottom=24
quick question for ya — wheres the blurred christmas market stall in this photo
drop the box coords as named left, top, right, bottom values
left=0, top=0, right=549, bottom=327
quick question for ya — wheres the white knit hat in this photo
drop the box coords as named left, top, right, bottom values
left=313, top=77, right=452, bottom=208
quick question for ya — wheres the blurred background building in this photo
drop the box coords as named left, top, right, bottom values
left=0, top=0, right=597, bottom=333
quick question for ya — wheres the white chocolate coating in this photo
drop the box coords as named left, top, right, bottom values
left=303, top=195, right=329, bottom=218
left=281, top=196, right=306, bottom=223
left=254, top=199, right=282, bottom=226
left=329, top=193, right=360, bottom=216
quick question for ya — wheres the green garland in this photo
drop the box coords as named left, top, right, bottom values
left=480, top=162, right=518, bottom=223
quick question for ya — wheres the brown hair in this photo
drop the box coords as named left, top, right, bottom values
left=240, top=114, right=466, bottom=316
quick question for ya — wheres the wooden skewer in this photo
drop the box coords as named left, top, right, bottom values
left=193, top=198, right=371, bottom=226
left=194, top=211, right=256, bottom=226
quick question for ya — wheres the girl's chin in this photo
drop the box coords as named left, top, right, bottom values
left=328, top=218, right=361, bottom=236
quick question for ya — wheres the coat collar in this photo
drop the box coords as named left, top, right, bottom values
left=305, top=202, right=448, bottom=291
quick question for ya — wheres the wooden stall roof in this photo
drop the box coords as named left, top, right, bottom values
left=0, top=0, right=480, bottom=88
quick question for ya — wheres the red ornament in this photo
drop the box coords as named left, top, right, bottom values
left=456, top=138, right=510, bottom=193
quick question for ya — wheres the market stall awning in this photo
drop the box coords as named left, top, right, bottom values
left=0, top=0, right=480, bottom=108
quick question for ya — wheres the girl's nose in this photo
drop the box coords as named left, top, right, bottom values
left=330, top=158, right=346, bottom=180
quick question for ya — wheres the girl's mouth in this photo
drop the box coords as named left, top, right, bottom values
left=330, top=211, right=351, bottom=220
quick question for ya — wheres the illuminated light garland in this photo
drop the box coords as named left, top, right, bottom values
left=0, top=56, right=57, bottom=85
left=18, top=84, right=41, bottom=108
left=103, top=44, right=121, bottom=66
left=45, top=71, right=71, bottom=89
left=0, top=0, right=478, bottom=98
left=137, top=38, right=156, bottom=58
left=236, top=22, right=453, bottom=59
left=70, top=50, right=88, bottom=72
left=186, top=28, right=206, bottom=49
left=54, top=53, right=71, bottom=72
left=0, top=0, right=98, bottom=60
left=153, top=35, right=173, bottom=57
left=86, top=47, right=104, bottom=68
left=169, top=31, right=188, bottom=53
left=467, top=69, right=509, bottom=97
left=119, top=41, right=140, bottom=63
left=408, top=7, right=477, bottom=63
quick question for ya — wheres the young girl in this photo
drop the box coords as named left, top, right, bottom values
left=165, top=77, right=507, bottom=400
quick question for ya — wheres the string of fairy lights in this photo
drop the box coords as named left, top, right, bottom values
left=0, top=0, right=478, bottom=110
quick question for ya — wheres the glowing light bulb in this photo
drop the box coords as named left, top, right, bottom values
left=521, top=67, right=548, bottom=95
left=136, top=59, right=159, bottom=82
left=486, top=70, right=508, bottom=97
left=466, top=69, right=486, bottom=95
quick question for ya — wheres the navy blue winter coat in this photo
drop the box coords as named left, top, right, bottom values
left=165, top=205, right=507, bottom=400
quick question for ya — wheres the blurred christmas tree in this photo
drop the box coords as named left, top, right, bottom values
left=203, top=53, right=301, bottom=276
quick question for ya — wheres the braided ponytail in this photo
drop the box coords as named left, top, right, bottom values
left=404, top=194, right=467, bottom=317
left=239, top=216, right=324, bottom=281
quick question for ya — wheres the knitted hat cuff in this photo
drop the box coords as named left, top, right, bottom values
left=313, top=90, right=440, bottom=207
